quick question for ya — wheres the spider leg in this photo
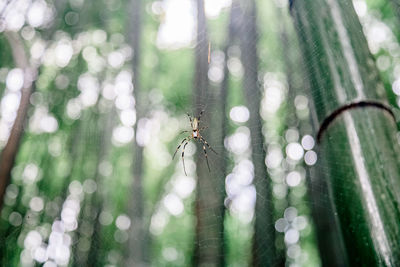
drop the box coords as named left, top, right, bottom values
left=179, top=130, right=190, bottom=135
left=200, top=136, right=217, bottom=154
left=181, top=141, right=189, bottom=176
left=198, top=110, right=204, bottom=121
left=173, top=137, right=189, bottom=159
left=186, top=113, right=193, bottom=128
left=199, top=141, right=211, bottom=172
left=199, top=126, right=208, bottom=131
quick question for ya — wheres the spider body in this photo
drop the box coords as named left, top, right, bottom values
left=192, top=118, right=199, bottom=138
left=173, top=111, right=217, bottom=176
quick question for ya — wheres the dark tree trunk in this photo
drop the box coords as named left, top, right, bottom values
left=86, top=107, right=115, bottom=266
left=0, top=32, right=35, bottom=210
left=276, top=6, right=347, bottom=266
left=127, top=0, right=148, bottom=265
left=291, top=0, right=400, bottom=264
left=193, top=0, right=225, bottom=266
left=237, top=0, right=277, bottom=266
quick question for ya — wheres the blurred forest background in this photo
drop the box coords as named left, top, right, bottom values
left=1, top=0, right=400, bottom=266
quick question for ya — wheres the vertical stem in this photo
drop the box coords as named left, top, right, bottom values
left=127, top=0, right=148, bottom=264
left=193, top=0, right=225, bottom=266
left=291, top=0, right=400, bottom=264
left=276, top=5, right=346, bottom=266
left=238, top=0, right=276, bottom=265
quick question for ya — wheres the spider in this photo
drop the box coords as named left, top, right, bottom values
left=173, top=110, right=217, bottom=176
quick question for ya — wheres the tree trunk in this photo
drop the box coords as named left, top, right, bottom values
left=193, top=0, right=225, bottom=266
left=127, top=0, right=148, bottom=265
left=0, top=32, right=35, bottom=210
left=276, top=5, right=347, bottom=266
left=237, top=0, right=276, bottom=266
left=291, top=0, right=400, bottom=264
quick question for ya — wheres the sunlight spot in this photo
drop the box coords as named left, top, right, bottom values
left=286, top=142, right=304, bottom=161
left=55, top=42, right=73, bottom=68
left=99, top=161, right=113, bottom=176
left=116, top=214, right=131, bottom=230
left=99, top=211, right=113, bottom=226
left=293, top=216, right=307, bottom=231
left=266, top=145, right=283, bottom=169
left=24, top=230, right=42, bottom=249
left=273, top=183, right=287, bottom=199
left=285, top=128, right=299, bottom=143
left=173, top=175, right=196, bottom=198
left=284, top=207, right=298, bottom=221
left=120, top=109, right=136, bottom=127
left=1, top=92, right=20, bottom=113
left=275, top=218, right=289, bottom=233
left=150, top=210, right=169, bottom=235
left=208, top=65, right=224, bottom=83
left=6, top=11, right=25, bottom=31
left=263, top=85, right=284, bottom=113
left=115, top=95, right=135, bottom=110
left=204, top=0, right=231, bottom=19
left=83, top=179, right=97, bottom=194
left=55, top=74, right=70, bottom=90
left=69, top=181, right=83, bottom=196
left=287, top=244, right=301, bottom=259
left=77, top=74, right=99, bottom=107
left=156, top=0, right=195, bottom=49
left=163, top=193, right=184, bottom=216
left=227, top=126, right=250, bottom=154
left=301, top=135, right=315, bottom=150
left=112, top=125, right=134, bottom=145
left=6, top=68, right=24, bottom=91
left=392, top=79, right=400, bottom=96
left=163, top=247, right=178, bottom=262
left=102, top=83, right=116, bottom=100
left=376, top=55, right=390, bottom=71
left=286, top=171, right=301, bottom=187
left=66, top=99, right=82, bottom=120
left=231, top=185, right=256, bottom=213
left=23, top=163, right=39, bottom=183
left=227, top=57, right=243, bottom=78
left=353, top=0, right=367, bottom=17
left=108, top=51, right=125, bottom=68
left=20, top=249, right=33, bottom=265
left=285, top=229, right=299, bottom=244
left=9, top=211, right=23, bottom=226
left=226, top=173, right=240, bottom=196
left=30, top=197, right=44, bottom=212
left=114, top=230, right=128, bottom=243
left=43, top=261, right=57, bottom=267
left=34, top=246, right=48, bottom=263
left=304, top=150, right=317, bottom=166
left=40, top=116, right=58, bottom=133
left=294, top=95, right=308, bottom=110
left=92, top=30, right=107, bottom=44
left=27, top=0, right=47, bottom=27
left=230, top=106, right=250, bottom=123
left=31, top=40, right=46, bottom=60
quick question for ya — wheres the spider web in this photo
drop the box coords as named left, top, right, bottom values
left=158, top=0, right=319, bottom=265
left=0, top=0, right=398, bottom=266
left=160, top=0, right=400, bottom=266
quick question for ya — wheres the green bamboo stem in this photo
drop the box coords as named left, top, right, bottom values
left=291, top=0, right=400, bottom=265
left=238, top=0, right=277, bottom=265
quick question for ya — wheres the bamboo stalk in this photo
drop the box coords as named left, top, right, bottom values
left=291, top=0, right=400, bottom=264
